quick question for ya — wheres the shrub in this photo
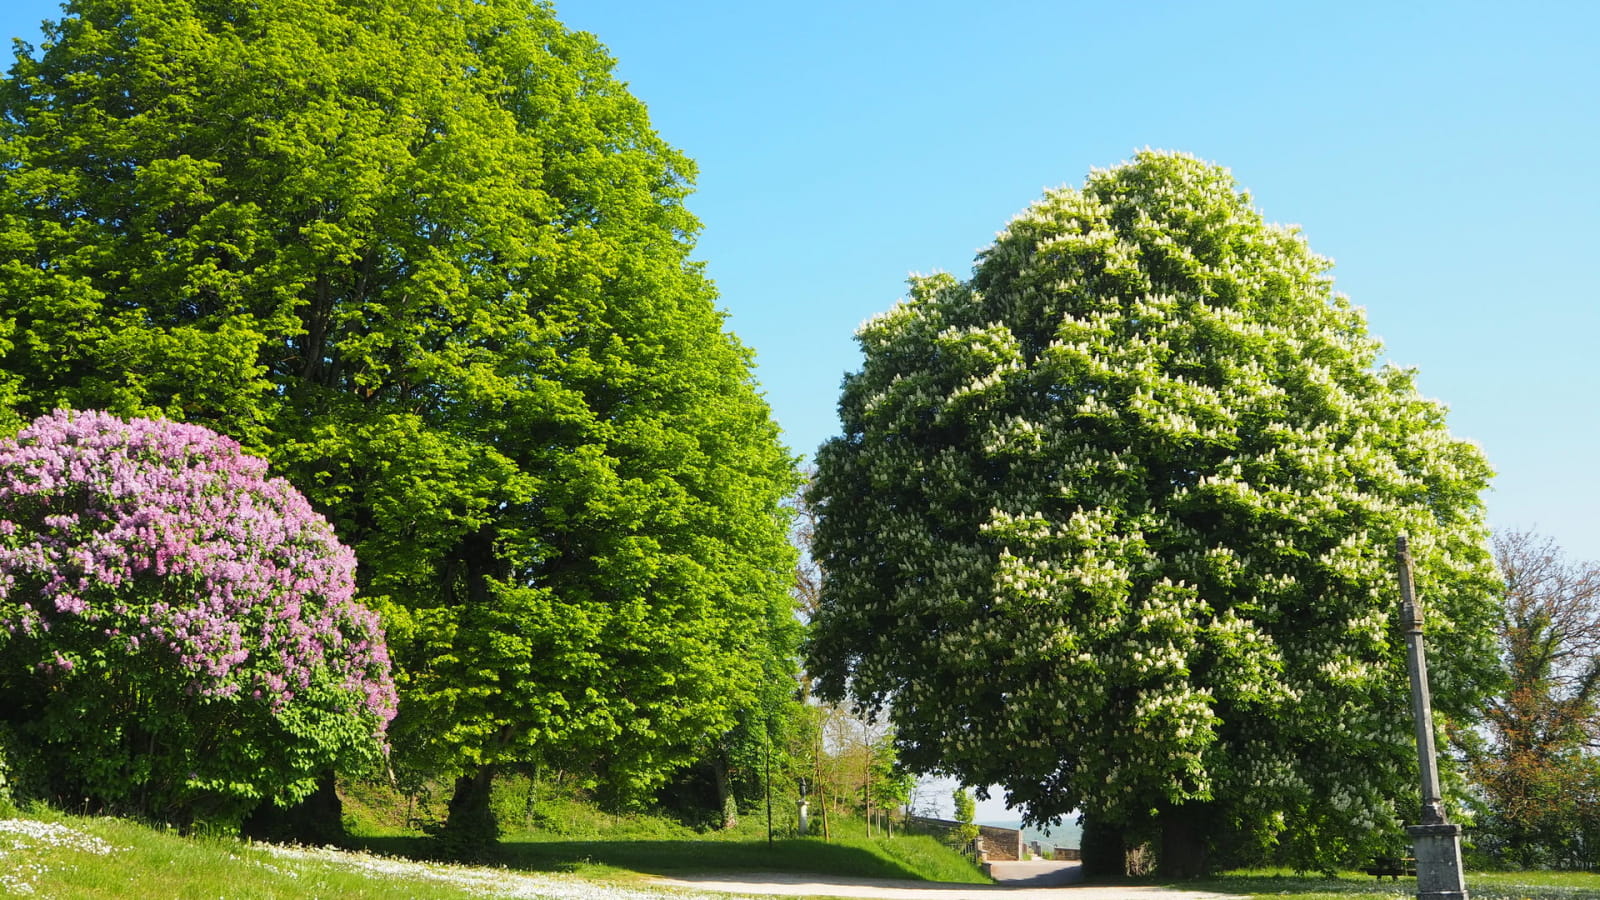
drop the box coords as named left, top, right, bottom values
left=0, top=410, right=396, bottom=826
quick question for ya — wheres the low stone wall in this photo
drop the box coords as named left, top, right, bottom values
left=903, top=815, right=1023, bottom=862
left=977, top=823, right=1023, bottom=861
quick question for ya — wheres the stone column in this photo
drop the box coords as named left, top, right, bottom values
left=1396, top=535, right=1469, bottom=900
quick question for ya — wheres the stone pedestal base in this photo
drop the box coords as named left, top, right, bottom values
left=1406, top=822, right=1468, bottom=900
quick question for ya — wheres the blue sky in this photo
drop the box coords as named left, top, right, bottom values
left=5, top=1, right=1596, bottom=555
left=4, top=0, right=1596, bottom=822
left=561, top=0, right=1600, bottom=560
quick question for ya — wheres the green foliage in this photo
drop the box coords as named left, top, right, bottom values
left=868, top=743, right=913, bottom=814
left=688, top=576, right=810, bottom=825
left=950, top=787, right=979, bottom=848
left=0, top=0, right=796, bottom=844
left=806, top=151, right=1501, bottom=873
left=0, top=721, right=45, bottom=815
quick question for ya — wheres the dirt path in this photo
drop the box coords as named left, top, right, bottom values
left=651, top=866, right=1237, bottom=900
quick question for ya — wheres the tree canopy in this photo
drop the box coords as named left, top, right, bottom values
left=1469, top=530, right=1600, bottom=867
left=805, top=151, right=1500, bottom=873
left=0, top=0, right=796, bottom=844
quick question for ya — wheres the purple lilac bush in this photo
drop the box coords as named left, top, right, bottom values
left=0, top=409, right=396, bottom=822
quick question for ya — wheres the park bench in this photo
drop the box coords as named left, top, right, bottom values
left=1363, top=857, right=1416, bottom=882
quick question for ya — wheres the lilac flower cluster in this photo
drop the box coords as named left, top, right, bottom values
left=0, top=409, right=397, bottom=730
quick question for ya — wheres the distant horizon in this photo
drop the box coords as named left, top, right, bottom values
left=977, top=817, right=1084, bottom=851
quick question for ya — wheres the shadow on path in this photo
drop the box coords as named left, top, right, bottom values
left=986, top=860, right=1083, bottom=887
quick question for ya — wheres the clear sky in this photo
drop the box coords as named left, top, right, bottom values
left=2, top=0, right=1597, bottom=816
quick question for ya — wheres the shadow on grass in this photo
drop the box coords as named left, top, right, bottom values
left=347, top=834, right=931, bottom=881
left=500, top=838, right=936, bottom=882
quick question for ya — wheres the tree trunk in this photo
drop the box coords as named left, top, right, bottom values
left=1158, top=803, right=1211, bottom=878
left=820, top=781, right=831, bottom=839
left=241, top=770, right=345, bottom=845
left=864, top=748, right=873, bottom=838
left=441, top=767, right=498, bottom=860
left=1080, top=813, right=1128, bottom=877
left=711, top=756, right=737, bottom=829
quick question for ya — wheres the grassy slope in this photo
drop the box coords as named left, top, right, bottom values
left=0, top=787, right=990, bottom=897
left=5, top=807, right=983, bottom=898
left=345, top=787, right=992, bottom=877
left=15, top=779, right=1599, bottom=900
left=9, top=806, right=1600, bottom=899
left=342, top=779, right=991, bottom=885
left=0, top=811, right=492, bottom=899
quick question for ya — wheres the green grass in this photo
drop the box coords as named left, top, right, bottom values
left=12, top=801, right=1600, bottom=900
left=498, top=798, right=990, bottom=884
left=1163, top=866, right=1600, bottom=900
left=0, top=787, right=989, bottom=898
left=346, top=798, right=990, bottom=885
left=340, top=776, right=991, bottom=886
left=0, top=809, right=501, bottom=899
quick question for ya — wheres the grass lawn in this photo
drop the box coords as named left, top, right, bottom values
left=13, top=795, right=1596, bottom=900
left=0, top=796, right=989, bottom=897
left=1172, top=867, right=1600, bottom=899
left=348, top=800, right=989, bottom=886
left=0, top=811, right=501, bottom=899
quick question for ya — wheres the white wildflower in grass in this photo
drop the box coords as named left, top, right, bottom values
left=0, top=819, right=123, bottom=895
left=260, top=843, right=726, bottom=900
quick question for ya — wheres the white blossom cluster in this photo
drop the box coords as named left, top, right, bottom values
left=808, top=152, right=1499, bottom=867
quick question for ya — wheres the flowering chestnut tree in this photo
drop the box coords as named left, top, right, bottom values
left=806, top=152, right=1501, bottom=874
left=0, top=410, right=396, bottom=824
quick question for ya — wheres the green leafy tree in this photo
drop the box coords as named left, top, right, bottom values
left=0, top=0, right=795, bottom=852
left=661, top=583, right=807, bottom=830
left=951, top=787, right=980, bottom=849
left=1469, top=530, right=1600, bottom=868
left=805, top=151, right=1500, bottom=875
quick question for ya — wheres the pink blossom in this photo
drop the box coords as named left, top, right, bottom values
left=0, top=409, right=397, bottom=732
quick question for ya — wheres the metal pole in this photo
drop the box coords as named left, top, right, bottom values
left=765, top=714, right=773, bottom=846
left=1395, top=535, right=1469, bottom=900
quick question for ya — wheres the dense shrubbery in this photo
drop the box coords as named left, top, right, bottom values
left=0, top=410, right=396, bottom=826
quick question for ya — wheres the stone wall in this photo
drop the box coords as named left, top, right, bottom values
left=903, top=815, right=1023, bottom=861
left=977, top=823, right=1023, bottom=861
